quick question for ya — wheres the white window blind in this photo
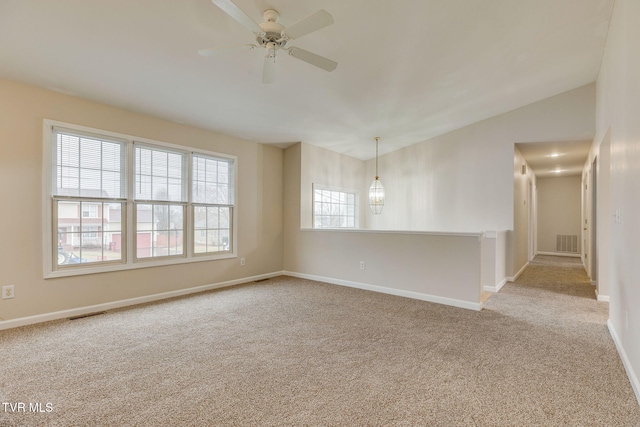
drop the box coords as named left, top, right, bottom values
left=134, top=144, right=186, bottom=202
left=52, top=128, right=126, bottom=199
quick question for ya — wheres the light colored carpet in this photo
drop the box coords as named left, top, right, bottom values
left=1, top=257, right=639, bottom=426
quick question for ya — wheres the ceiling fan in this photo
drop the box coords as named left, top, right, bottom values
left=199, top=0, right=338, bottom=83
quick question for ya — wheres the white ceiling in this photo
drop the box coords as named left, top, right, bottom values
left=0, top=0, right=613, bottom=160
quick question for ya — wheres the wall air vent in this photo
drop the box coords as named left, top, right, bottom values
left=555, top=234, right=578, bottom=253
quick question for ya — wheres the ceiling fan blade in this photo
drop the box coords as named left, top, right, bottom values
left=211, top=0, right=263, bottom=34
left=198, top=44, right=257, bottom=57
left=288, top=47, right=337, bottom=72
left=283, top=9, right=333, bottom=40
left=262, top=54, right=276, bottom=83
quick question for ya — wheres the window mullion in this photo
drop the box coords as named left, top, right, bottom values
left=187, top=152, right=193, bottom=258
left=127, top=140, right=135, bottom=265
left=76, top=137, right=81, bottom=195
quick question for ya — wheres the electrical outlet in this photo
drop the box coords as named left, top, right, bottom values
left=2, top=285, right=15, bottom=299
left=359, top=261, right=365, bottom=270
left=240, top=258, right=246, bottom=266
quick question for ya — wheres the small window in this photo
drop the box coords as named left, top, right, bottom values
left=82, top=204, right=99, bottom=218
left=313, top=185, right=359, bottom=229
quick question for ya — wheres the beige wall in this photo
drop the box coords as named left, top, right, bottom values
left=595, top=130, right=611, bottom=299
left=481, top=231, right=508, bottom=292
left=591, top=0, right=640, bottom=401
left=536, top=176, right=582, bottom=253
left=283, top=143, right=302, bottom=271
left=511, top=147, right=536, bottom=278
left=0, top=78, right=283, bottom=321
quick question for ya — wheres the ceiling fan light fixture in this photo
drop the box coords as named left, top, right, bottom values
left=369, top=137, right=385, bottom=215
left=203, top=0, right=337, bottom=83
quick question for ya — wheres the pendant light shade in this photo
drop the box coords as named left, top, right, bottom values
left=369, top=137, right=385, bottom=214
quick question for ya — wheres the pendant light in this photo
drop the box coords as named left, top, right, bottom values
left=369, top=137, right=385, bottom=214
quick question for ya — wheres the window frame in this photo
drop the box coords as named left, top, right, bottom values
left=312, top=184, right=360, bottom=229
left=43, top=119, right=238, bottom=278
left=132, top=142, right=188, bottom=261
left=191, top=153, right=235, bottom=257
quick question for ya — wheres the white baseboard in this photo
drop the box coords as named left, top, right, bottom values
left=536, top=251, right=581, bottom=258
left=483, top=278, right=508, bottom=293
left=608, top=320, right=640, bottom=406
left=284, top=271, right=481, bottom=311
left=507, top=262, right=529, bottom=282
left=0, top=271, right=283, bottom=331
left=596, top=292, right=610, bottom=302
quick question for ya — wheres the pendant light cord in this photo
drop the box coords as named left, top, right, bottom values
left=375, top=137, right=379, bottom=179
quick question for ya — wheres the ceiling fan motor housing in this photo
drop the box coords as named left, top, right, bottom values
left=257, top=10, right=288, bottom=48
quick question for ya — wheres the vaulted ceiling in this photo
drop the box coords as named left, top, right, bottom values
left=0, top=0, right=613, bottom=160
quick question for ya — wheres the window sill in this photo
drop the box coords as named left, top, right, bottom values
left=45, top=253, right=236, bottom=279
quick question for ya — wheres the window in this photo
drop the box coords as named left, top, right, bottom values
left=44, top=121, right=237, bottom=277
left=82, top=204, right=99, bottom=218
left=313, top=185, right=359, bottom=229
left=134, top=144, right=186, bottom=259
left=192, top=154, right=234, bottom=254
left=52, top=129, right=126, bottom=266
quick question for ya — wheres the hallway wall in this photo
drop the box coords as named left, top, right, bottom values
left=591, top=0, right=640, bottom=403
left=537, top=176, right=582, bottom=254
left=511, top=147, right=536, bottom=278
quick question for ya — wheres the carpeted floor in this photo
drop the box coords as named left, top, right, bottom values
left=1, top=256, right=639, bottom=426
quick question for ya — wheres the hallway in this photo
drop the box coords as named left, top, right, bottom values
left=515, top=254, right=595, bottom=298
left=482, top=254, right=640, bottom=425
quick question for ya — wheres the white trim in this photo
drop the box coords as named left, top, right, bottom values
left=42, top=123, right=54, bottom=278
left=300, top=228, right=484, bottom=238
left=283, top=271, right=481, bottom=311
left=0, top=272, right=283, bottom=331
left=507, top=262, right=529, bottom=282
left=483, top=278, right=508, bottom=293
left=608, top=320, right=640, bottom=406
left=596, top=293, right=610, bottom=302
left=45, top=252, right=237, bottom=279
left=536, top=251, right=581, bottom=258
